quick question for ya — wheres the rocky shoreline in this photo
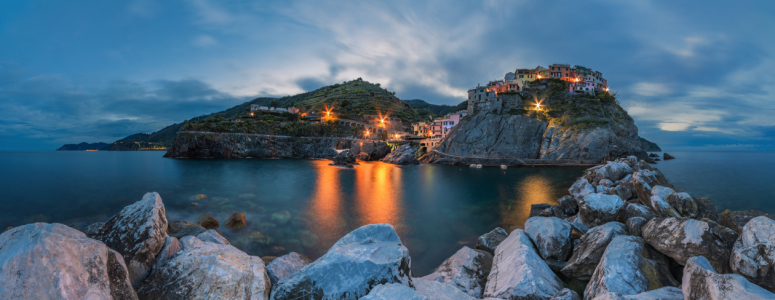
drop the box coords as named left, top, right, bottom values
left=2, top=156, right=775, bottom=299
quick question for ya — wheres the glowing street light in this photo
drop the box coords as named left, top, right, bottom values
left=535, top=103, right=541, bottom=110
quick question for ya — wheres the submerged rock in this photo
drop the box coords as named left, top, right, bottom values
left=382, top=144, right=419, bottom=165
left=720, top=209, right=775, bottom=234
left=225, top=212, right=247, bottom=230
left=360, top=283, right=426, bottom=300
left=0, top=223, right=138, bottom=300
left=167, top=220, right=206, bottom=239
left=196, top=213, right=219, bottom=229
left=266, top=252, right=313, bottom=285
left=476, top=227, right=508, bottom=255
left=579, top=193, right=625, bottom=228
left=561, top=222, right=627, bottom=281
left=730, top=216, right=775, bottom=291
left=88, top=192, right=168, bottom=288
left=271, top=210, right=291, bottom=225
left=137, top=235, right=271, bottom=300
left=683, top=256, right=775, bottom=299
left=419, top=246, right=492, bottom=298
left=414, top=280, right=476, bottom=300
left=270, top=224, right=412, bottom=300
left=525, top=216, right=573, bottom=261
left=642, top=217, right=737, bottom=273
left=483, top=230, right=564, bottom=299
left=663, top=153, right=675, bottom=160
left=584, top=236, right=678, bottom=299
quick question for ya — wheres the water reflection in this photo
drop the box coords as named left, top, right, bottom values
left=355, top=162, right=403, bottom=228
left=308, top=160, right=346, bottom=247
left=502, top=174, right=557, bottom=231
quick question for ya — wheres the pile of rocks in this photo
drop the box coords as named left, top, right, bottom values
left=3, top=156, right=775, bottom=299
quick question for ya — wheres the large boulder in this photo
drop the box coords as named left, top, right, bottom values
left=584, top=236, right=678, bottom=299
left=419, top=246, right=492, bottom=298
left=626, top=217, right=647, bottom=237
left=693, top=197, right=719, bottom=222
left=331, top=149, right=357, bottom=167
left=525, top=217, right=573, bottom=261
left=360, top=283, right=426, bottom=300
left=569, top=178, right=595, bottom=200
left=561, top=222, right=627, bottom=281
left=137, top=235, right=271, bottom=300
left=551, top=196, right=579, bottom=218
left=631, top=169, right=674, bottom=208
left=270, top=224, right=412, bottom=300
left=530, top=203, right=553, bottom=217
left=382, top=144, right=419, bottom=165
left=476, top=227, right=508, bottom=255
left=730, top=216, right=775, bottom=291
left=579, top=193, right=625, bottom=228
left=625, top=203, right=656, bottom=221
left=414, top=280, right=476, bottom=300
left=642, top=217, right=738, bottom=273
left=0, top=223, right=138, bottom=300
left=266, top=252, right=313, bottom=285
left=591, top=287, right=683, bottom=300
left=167, top=220, right=206, bottom=238
left=196, top=229, right=229, bottom=245
left=665, top=192, right=697, bottom=218
left=683, top=256, right=775, bottom=299
left=483, top=230, right=564, bottom=299
left=720, top=209, right=775, bottom=234
left=551, top=288, right=581, bottom=300
left=151, top=236, right=180, bottom=274
left=644, top=186, right=681, bottom=218
left=584, top=161, right=634, bottom=185
left=610, top=184, right=633, bottom=202
left=88, top=192, right=168, bottom=287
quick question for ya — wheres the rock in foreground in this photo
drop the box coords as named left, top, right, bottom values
left=137, top=235, right=270, bottom=300
left=641, top=217, right=737, bottom=273
left=483, top=229, right=564, bottom=299
left=561, top=222, right=627, bottom=281
left=414, top=280, right=476, bottom=300
left=0, top=223, right=138, bottom=300
left=266, top=252, right=313, bottom=285
left=270, top=223, right=412, bottom=300
left=525, top=216, right=573, bottom=261
left=476, top=227, right=508, bottom=255
left=579, top=193, right=624, bottom=227
left=683, top=256, right=775, bottom=299
left=419, top=246, right=492, bottom=298
left=360, top=283, right=426, bottom=300
left=720, top=209, right=775, bottom=234
left=730, top=216, right=775, bottom=291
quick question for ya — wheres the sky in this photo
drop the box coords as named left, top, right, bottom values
left=1, top=1, right=774, bottom=151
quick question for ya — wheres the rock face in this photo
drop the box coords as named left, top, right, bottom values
left=270, top=224, right=412, bottom=300
left=631, top=169, right=674, bottom=208
left=585, top=236, right=678, bottom=299
left=196, top=213, right=219, bottom=229
left=539, top=124, right=649, bottom=162
left=266, top=252, right=313, bottom=285
left=483, top=230, right=564, bottom=299
left=414, top=279, right=477, bottom=300
left=694, top=197, right=719, bottom=222
left=0, top=223, right=138, bottom=300
left=626, top=217, right=647, bottom=237
left=137, top=235, right=271, bottom=300
left=525, top=217, right=573, bottom=261
left=419, top=246, right=492, bottom=298
left=152, top=236, right=180, bottom=274
left=344, top=140, right=391, bottom=161
left=663, top=153, right=675, bottom=160
left=720, top=209, right=775, bottom=234
left=382, top=144, right=419, bottom=165
left=167, top=220, right=206, bottom=238
left=331, top=149, right=357, bottom=167
left=579, top=193, right=625, bottom=227
left=683, top=256, right=775, bottom=299
left=476, top=227, right=508, bottom=255
left=561, top=222, right=627, bottom=281
left=730, top=216, right=775, bottom=291
left=642, top=217, right=738, bottom=273
left=88, top=192, right=168, bottom=288
left=429, top=113, right=548, bottom=159
left=360, top=283, right=426, bottom=300
left=625, top=203, right=656, bottom=221
left=164, top=132, right=361, bottom=159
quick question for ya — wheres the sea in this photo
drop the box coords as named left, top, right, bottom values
left=0, top=150, right=771, bottom=275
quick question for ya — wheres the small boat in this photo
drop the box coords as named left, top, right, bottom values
left=469, top=164, right=476, bottom=168
left=476, top=164, right=483, bottom=168
left=500, top=165, right=508, bottom=169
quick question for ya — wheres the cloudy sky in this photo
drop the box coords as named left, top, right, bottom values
left=1, top=1, right=774, bottom=150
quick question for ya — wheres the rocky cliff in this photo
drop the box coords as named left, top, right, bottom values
left=163, top=132, right=390, bottom=160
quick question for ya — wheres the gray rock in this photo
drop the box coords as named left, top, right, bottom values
left=545, top=258, right=568, bottom=274
left=631, top=169, right=674, bottom=209
left=330, top=149, right=357, bottom=166
left=626, top=217, right=647, bottom=237
left=137, top=235, right=271, bottom=300
left=551, top=288, right=581, bottom=300
left=432, top=113, right=548, bottom=159
left=611, top=184, right=633, bottom=201
left=693, top=197, right=719, bottom=222
left=0, top=223, right=138, bottom=300
left=579, top=193, right=625, bottom=228
left=225, top=212, right=247, bottom=230
left=597, top=185, right=612, bottom=194
left=382, top=144, right=419, bottom=165
left=196, top=229, right=229, bottom=245
left=151, top=236, right=180, bottom=274
left=569, top=178, right=595, bottom=201
left=84, top=221, right=105, bottom=237
left=591, top=287, right=683, bottom=299
left=665, top=192, right=697, bottom=218
left=476, top=227, right=508, bottom=255
left=483, top=230, right=564, bottom=299
left=419, top=246, right=492, bottom=298
left=584, top=236, right=678, bottom=299
left=562, top=222, right=628, bottom=281
left=730, top=216, right=775, bottom=291
left=642, top=217, right=738, bottom=273
left=530, top=203, right=553, bottom=217
left=625, top=203, right=656, bottom=221
left=196, top=212, right=219, bottom=229
left=266, top=252, right=313, bottom=285
left=584, top=161, right=634, bottom=185
left=525, top=217, right=573, bottom=260
left=663, top=153, right=675, bottom=160
left=414, top=280, right=476, bottom=300
left=361, top=283, right=426, bottom=300
left=89, top=192, right=169, bottom=288
left=600, top=179, right=614, bottom=187
left=646, top=186, right=681, bottom=218
left=270, top=223, right=412, bottom=300
left=683, top=256, right=775, bottom=299
left=167, top=220, right=207, bottom=238
left=720, top=209, right=775, bottom=234
left=552, top=196, right=579, bottom=218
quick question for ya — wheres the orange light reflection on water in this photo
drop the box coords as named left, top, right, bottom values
left=308, top=160, right=345, bottom=246
left=502, top=174, right=557, bottom=232
left=355, top=162, right=403, bottom=227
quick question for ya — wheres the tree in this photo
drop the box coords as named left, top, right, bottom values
left=270, top=100, right=278, bottom=108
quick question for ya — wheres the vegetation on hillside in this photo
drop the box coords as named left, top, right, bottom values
left=403, top=99, right=467, bottom=121
left=182, top=113, right=358, bottom=137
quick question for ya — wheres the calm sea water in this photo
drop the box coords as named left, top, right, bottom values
left=0, top=151, right=583, bottom=275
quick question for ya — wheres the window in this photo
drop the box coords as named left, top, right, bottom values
left=450, top=121, right=454, bottom=125
left=519, top=75, right=523, bottom=78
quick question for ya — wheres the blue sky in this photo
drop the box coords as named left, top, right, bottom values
left=1, top=1, right=774, bottom=150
